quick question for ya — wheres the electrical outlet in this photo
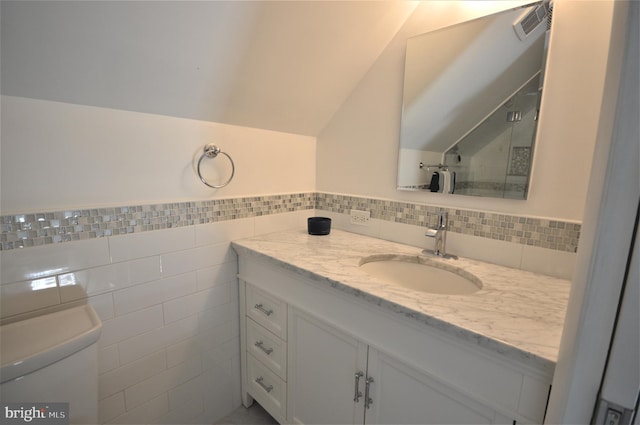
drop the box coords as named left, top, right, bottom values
left=350, top=209, right=370, bottom=225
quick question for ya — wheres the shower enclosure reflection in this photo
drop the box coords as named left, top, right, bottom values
left=444, top=75, right=542, bottom=198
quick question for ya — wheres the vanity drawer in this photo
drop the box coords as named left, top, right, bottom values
left=247, top=318, right=287, bottom=380
left=246, top=284, right=287, bottom=340
left=247, top=353, right=286, bottom=421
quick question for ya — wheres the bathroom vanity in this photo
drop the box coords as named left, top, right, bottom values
left=232, top=229, right=570, bottom=424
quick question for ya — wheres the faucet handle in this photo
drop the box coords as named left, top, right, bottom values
left=436, top=211, right=448, bottom=228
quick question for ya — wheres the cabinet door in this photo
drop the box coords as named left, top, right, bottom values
left=288, top=308, right=368, bottom=425
left=365, top=348, right=501, bottom=425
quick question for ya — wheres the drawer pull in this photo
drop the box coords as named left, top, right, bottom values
left=354, top=371, right=364, bottom=402
left=254, top=303, right=274, bottom=316
left=255, top=376, right=274, bottom=393
left=364, top=376, right=374, bottom=409
left=254, top=341, right=274, bottom=355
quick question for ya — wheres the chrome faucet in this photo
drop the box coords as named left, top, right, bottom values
left=423, top=211, right=457, bottom=259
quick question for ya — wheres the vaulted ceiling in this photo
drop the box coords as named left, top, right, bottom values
left=1, top=1, right=418, bottom=136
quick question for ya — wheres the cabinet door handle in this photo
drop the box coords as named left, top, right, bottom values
left=254, top=303, right=274, bottom=316
left=255, top=376, right=274, bottom=393
left=364, top=376, right=374, bottom=409
left=353, top=371, right=364, bottom=402
left=254, top=340, right=274, bottom=355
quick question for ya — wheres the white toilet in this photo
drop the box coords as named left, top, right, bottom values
left=0, top=304, right=102, bottom=424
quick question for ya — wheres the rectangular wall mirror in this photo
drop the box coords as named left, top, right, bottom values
left=397, top=2, right=551, bottom=199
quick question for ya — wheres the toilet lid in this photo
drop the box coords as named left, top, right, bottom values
left=0, top=304, right=102, bottom=383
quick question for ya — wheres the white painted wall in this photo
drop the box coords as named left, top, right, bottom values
left=317, top=0, right=614, bottom=222
left=0, top=96, right=316, bottom=214
left=0, top=1, right=416, bottom=137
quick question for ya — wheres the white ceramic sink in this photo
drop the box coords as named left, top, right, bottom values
left=359, top=255, right=482, bottom=295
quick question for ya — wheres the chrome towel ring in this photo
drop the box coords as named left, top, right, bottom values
left=197, top=144, right=235, bottom=188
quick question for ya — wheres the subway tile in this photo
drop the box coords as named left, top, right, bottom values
left=521, top=245, right=577, bottom=279
left=108, top=226, right=196, bottom=263
left=254, top=209, right=312, bottom=235
left=166, top=337, right=200, bottom=369
left=106, top=393, right=168, bottom=425
left=168, top=374, right=204, bottom=411
left=195, top=217, right=255, bottom=247
left=98, top=392, right=126, bottom=424
left=112, top=272, right=197, bottom=316
left=99, top=350, right=167, bottom=399
left=58, top=279, right=88, bottom=303
left=446, top=232, right=524, bottom=269
left=196, top=262, right=238, bottom=291
left=0, top=238, right=110, bottom=285
left=123, top=352, right=201, bottom=409
left=160, top=243, right=235, bottom=278
left=156, top=393, right=204, bottom=425
left=0, top=277, right=60, bottom=318
left=198, top=320, right=237, bottom=354
left=58, top=256, right=161, bottom=301
left=100, top=305, right=164, bottom=346
left=99, top=344, right=120, bottom=374
left=200, top=361, right=237, bottom=422
left=117, top=315, right=199, bottom=365
left=334, top=214, right=382, bottom=239
left=197, top=297, right=237, bottom=331
left=230, top=354, right=243, bottom=408
left=201, top=338, right=240, bottom=370
left=378, top=220, right=426, bottom=249
left=88, top=292, right=115, bottom=321
left=163, top=284, right=232, bottom=324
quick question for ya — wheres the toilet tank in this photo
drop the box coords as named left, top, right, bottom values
left=0, top=304, right=102, bottom=424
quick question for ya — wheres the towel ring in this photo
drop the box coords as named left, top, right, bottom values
left=197, top=144, right=235, bottom=188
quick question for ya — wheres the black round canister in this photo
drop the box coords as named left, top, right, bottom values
left=307, top=217, right=331, bottom=235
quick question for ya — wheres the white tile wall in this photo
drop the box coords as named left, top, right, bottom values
left=99, top=351, right=167, bottom=399
left=108, top=226, right=195, bottom=263
left=0, top=238, right=111, bottom=284
left=112, top=272, right=198, bottom=316
left=98, top=392, right=126, bottom=424
left=520, top=245, right=578, bottom=279
left=107, top=394, right=169, bottom=425
left=0, top=205, right=575, bottom=425
left=0, top=277, right=60, bottom=317
left=325, top=210, right=577, bottom=279
left=0, top=212, right=306, bottom=424
left=59, top=256, right=162, bottom=300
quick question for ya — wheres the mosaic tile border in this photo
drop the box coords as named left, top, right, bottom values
left=0, top=192, right=580, bottom=253
left=0, top=193, right=315, bottom=250
left=315, top=193, right=580, bottom=253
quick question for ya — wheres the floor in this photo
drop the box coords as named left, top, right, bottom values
left=216, top=402, right=279, bottom=425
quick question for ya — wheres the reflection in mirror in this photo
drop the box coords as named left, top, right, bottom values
left=397, top=2, right=551, bottom=199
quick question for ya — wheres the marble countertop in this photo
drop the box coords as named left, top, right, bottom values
left=232, top=229, right=571, bottom=372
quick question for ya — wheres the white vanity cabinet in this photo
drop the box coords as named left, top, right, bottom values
left=287, top=308, right=508, bottom=425
left=240, top=283, right=288, bottom=423
left=287, top=308, right=367, bottom=424
left=238, top=254, right=553, bottom=425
